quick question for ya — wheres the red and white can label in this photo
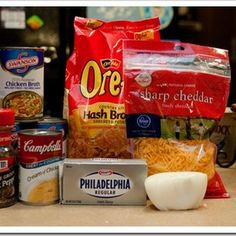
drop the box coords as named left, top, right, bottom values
left=19, top=132, right=62, bottom=163
left=18, top=130, right=63, bottom=204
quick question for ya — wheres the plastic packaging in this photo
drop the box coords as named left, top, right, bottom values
left=123, top=40, right=231, bottom=198
left=63, top=17, right=160, bottom=159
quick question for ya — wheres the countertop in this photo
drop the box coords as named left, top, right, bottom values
left=1, top=164, right=236, bottom=233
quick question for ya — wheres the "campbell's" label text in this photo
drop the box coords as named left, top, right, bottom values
left=23, top=140, right=62, bottom=155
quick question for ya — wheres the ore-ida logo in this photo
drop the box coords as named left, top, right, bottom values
left=79, top=169, right=132, bottom=198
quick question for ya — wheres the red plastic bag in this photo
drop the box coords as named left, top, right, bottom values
left=123, top=40, right=230, bottom=198
left=63, top=17, right=160, bottom=159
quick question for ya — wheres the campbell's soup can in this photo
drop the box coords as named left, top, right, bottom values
left=210, top=107, right=236, bottom=167
left=36, top=117, right=68, bottom=158
left=18, top=129, right=63, bottom=205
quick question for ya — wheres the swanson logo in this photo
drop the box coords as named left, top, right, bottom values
left=5, top=52, right=39, bottom=74
left=79, top=170, right=132, bottom=198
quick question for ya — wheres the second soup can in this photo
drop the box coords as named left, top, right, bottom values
left=18, top=129, right=63, bottom=205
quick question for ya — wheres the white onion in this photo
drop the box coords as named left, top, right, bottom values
left=145, top=172, right=208, bottom=211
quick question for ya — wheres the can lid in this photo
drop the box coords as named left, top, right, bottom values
left=0, top=108, right=15, bottom=126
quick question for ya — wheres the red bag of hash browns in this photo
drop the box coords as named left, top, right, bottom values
left=63, top=17, right=160, bottom=159
left=123, top=40, right=230, bottom=198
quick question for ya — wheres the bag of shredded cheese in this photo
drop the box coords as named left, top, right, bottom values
left=63, top=17, right=160, bottom=159
left=123, top=40, right=230, bottom=198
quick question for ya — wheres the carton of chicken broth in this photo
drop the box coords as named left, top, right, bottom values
left=60, top=159, right=147, bottom=205
left=0, top=47, right=44, bottom=121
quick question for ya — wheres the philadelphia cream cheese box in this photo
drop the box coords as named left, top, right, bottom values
left=60, top=158, right=147, bottom=205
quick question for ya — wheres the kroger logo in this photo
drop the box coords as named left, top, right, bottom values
left=137, top=115, right=151, bottom=128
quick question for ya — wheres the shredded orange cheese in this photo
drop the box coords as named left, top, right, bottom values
left=134, top=138, right=216, bottom=179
